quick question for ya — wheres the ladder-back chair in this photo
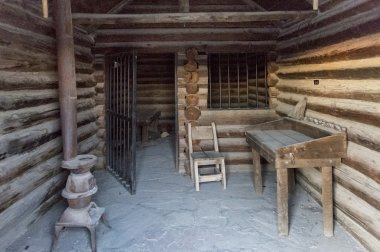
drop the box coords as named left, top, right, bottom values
left=187, top=122, right=226, bottom=191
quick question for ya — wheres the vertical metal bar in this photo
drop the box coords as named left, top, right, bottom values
left=131, top=52, right=137, bottom=194
left=105, top=56, right=110, bottom=170
left=227, top=54, right=230, bottom=108
left=112, top=57, right=116, bottom=171
left=218, top=53, right=222, bottom=109
left=237, top=54, right=240, bottom=108
left=264, top=55, right=268, bottom=107
left=119, top=55, right=123, bottom=178
left=108, top=57, right=113, bottom=170
left=255, top=53, right=258, bottom=109
left=116, top=56, right=120, bottom=175
left=246, top=53, right=249, bottom=108
left=119, top=56, right=122, bottom=175
left=123, top=55, right=127, bottom=180
left=110, top=57, right=114, bottom=171
left=208, top=55, right=212, bottom=108
left=127, top=55, right=131, bottom=184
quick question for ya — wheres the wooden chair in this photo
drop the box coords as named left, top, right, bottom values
left=187, top=122, right=226, bottom=191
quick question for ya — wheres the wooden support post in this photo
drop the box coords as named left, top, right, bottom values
left=322, top=166, right=333, bottom=237
left=42, top=0, right=48, bottom=18
left=53, top=0, right=77, bottom=160
left=252, top=149, right=262, bottom=193
left=179, top=0, right=189, bottom=12
left=277, top=168, right=289, bottom=236
left=313, top=0, right=319, bottom=11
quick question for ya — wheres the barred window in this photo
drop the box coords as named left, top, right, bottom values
left=208, top=53, right=269, bottom=109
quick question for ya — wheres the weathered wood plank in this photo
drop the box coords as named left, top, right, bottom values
left=278, top=32, right=380, bottom=64
left=0, top=111, right=97, bottom=158
left=0, top=98, right=95, bottom=134
left=95, top=41, right=277, bottom=53
left=278, top=6, right=380, bottom=52
left=73, top=11, right=317, bottom=25
left=0, top=122, right=98, bottom=185
left=0, top=173, right=66, bottom=251
left=95, top=28, right=279, bottom=42
left=0, top=87, right=95, bottom=111
left=277, top=92, right=380, bottom=127
left=276, top=79, right=380, bottom=102
left=0, top=71, right=96, bottom=90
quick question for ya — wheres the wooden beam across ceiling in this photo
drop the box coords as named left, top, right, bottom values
left=72, top=11, right=317, bottom=26
left=241, top=0, right=266, bottom=11
left=87, top=0, right=134, bottom=32
left=93, top=40, right=277, bottom=54
left=95, top=27, right=280, bottom=42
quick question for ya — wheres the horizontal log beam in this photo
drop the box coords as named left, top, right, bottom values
left=280, top=0, right=374, bottom=39
left=0, top=98, right=95, bottom=134
left=73, top=11, right=316, bottom=25
left=0, top=87, right=95, bottom=111
left=278, top=92, right=380, bottom=128
left=95, top=28, right=279, bottom=42
left=0, top=71, right=96, bottom=90
left=121, top=4, right=250, bottom=13
left=94, top=41, right=276, bottom=53
left=277, top=6, right=380, bottom=52
left=278, top=32, right=380, bottom=64
left=0, top=122, right=98, bottom=185
left=276, top=79, right=380, bottom=102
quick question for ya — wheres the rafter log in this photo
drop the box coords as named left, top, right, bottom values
left=241, top=0, right=266, bottom=11
left=95, top=27, right=280, bottom=42
left=87, top=0, right=134, bottom=32
left=73, top=11, right=317, bottom=25
left=121, top=5, right=250, bottom=13
left=93, top=40, right=276, bottom=54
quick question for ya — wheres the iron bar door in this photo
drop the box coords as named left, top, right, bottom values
left=105, top=53, right=137, bottom=194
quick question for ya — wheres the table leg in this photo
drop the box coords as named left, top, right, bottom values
left=288, top=168, right=296, bottom=194
left=322, top=166, right=333, bottom=237
left=277, top=168, right=289, bottom=236
left=252, top=149, right=262, bottom=194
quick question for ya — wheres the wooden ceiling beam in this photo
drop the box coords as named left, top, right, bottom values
left=73, top=11, right=317, bottom=25
left=87, top=0, right=134, bottom=32
left=241, top=0, right=266, bottom=11
left=95, top=28, right=280, bottom=42
left=121, top=5, right=250, bottom=13
left=93, top=41, right=276, bottom=54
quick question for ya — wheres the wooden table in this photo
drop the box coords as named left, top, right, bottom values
left=137, top=110, right=161, bottom=143
left=245, top=117, right=347, bottom=237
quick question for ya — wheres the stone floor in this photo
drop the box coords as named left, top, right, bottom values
left=8, top=136, right=365, bottom=252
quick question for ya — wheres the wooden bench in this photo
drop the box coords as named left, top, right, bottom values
left=137, top=110, right=161, bottom=143
left=245, top=117, right=347, bottom=237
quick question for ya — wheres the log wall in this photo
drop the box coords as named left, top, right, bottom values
left=177, top=52, right=279, bottom=174
left=275, top=1, right=380, bottom=250
left=0, top=2, right=98, bottom=249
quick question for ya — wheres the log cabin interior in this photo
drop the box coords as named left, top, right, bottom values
left=0, top=0, right=379, bottom=251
